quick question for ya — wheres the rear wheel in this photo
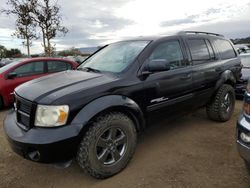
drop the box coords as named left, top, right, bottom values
left=206, top=84, right=235, bottom=122
left=77, top=112, right=137, bottom=179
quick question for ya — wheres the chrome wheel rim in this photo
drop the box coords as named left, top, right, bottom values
left=221, top=93, right=232, bottom=113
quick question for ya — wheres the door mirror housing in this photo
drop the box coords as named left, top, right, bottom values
left=145, top=59, right=171, bottom=73
left=7, top=72, right=17, bottom=79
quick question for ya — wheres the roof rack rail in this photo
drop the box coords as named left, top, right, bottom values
left=178, top=31, right=224, bottom=37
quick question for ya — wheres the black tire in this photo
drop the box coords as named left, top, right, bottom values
left=0, top=96, right=3, bottom=110
left=206, top=84, right=235, bottom=122
left=244, top=160, right=250, bottom=171
left=77, top=112, right=137, bottom=179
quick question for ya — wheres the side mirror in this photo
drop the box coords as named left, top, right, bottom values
left=7, top=72, right=17, bottom=79
left=145, top=59, right=170, bottom=73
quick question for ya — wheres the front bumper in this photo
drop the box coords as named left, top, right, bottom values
left=237, top=141, right=250, bottom=162
left=235, top=83, right=247, bottom=97
left=4, top=110, right=83, bottom=163
left=237, top=114, right=250, bottom=163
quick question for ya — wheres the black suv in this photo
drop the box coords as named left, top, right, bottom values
left=4, top=31, right=241, bottom=179
left=237, top=82, right=250, bottom=170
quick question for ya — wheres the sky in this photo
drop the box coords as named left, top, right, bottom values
left=0, top=0, right=250, bottom=54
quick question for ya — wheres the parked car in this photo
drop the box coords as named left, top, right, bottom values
left=235, top=54, right=250, bottom=97
left=4, top=31, right=241, bottom=179
left=0, top=58, right=14, bottom=67
left=235, top=44, right=250, bottom=54
left=236, top=82, right=250, bottom=170
left=0, top=57, right=78, bottom=109
left=241, top=49, right=250, bottom=54
left=64, top=55, right=89, bottom=64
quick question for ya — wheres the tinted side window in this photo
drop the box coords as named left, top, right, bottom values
left=214, top=39, right=236, bottom=59
left=47, top=61, right=71, bottom=73
left=149, top=40, right=185, bottom=69
left=13, top=61, right=44, bottom=77
left=205, top=40, right=215, bottom=59
left=187, top=39, right=210, bottom=61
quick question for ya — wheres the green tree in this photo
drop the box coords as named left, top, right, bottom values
left=6, top=48, right=22, bottom=58
left=2, top=0, right=38, bottom=57
left=58, top=47, right=82, bottom=57
left=0, top=45, right=7, bottom=58
left=31, top=0, right=68, bottom=56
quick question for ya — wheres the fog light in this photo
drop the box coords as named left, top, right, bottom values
left=27, top=150, right=41, bottom=162
left=240, top=132, right=250, bottom=143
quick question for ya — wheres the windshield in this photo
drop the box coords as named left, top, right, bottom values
left=78, top=41, right=150, bottom=73
left=0, top=59, right=24, bottom=74
left=241, top=55, right=250, bottom=68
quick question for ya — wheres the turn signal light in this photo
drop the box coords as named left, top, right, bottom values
left=58, top=110, right=67, bottom=123
left=243, top=102, right=250, bottom=115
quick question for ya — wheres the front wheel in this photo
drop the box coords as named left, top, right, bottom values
left=206, top=84, right=235, bottom=122
left=77, top=112, right=137, bottom=179
left=0, top=96, right=3, bottom=110
left=244, top=160, right=250, bottom=171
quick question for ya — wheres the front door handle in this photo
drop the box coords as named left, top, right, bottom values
left=215, top=67, right=222, bottom=72
left=180, top=74, right=192, bottom=80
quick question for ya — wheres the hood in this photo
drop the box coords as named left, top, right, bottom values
left=241, top=68, right=250, bottom=80
left=15, top=70, right=117, bottom=104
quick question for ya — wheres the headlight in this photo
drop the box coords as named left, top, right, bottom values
left=240, top=132, right=250, bottom=143
left=243, top=102, right=250, bottom=115
left=247, top=81, right=250, bottom=93
left=35, top=105, right=69, bottom=127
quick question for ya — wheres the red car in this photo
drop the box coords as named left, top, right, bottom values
left=0, top=57, right=78, bottom=108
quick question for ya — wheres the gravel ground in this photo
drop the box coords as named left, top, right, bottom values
left=0, top=100, right=249, bottom=188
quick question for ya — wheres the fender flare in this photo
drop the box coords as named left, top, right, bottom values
left=215, top=70, right=236, bottom=90
left=71, top=95, right=145, bottom=132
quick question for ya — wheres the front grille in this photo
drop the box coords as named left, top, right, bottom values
left=19, top=101, right=31, bottom=114
left=15, top=95, right=35, bottom=130
left=242, top=80, right=248, bottom=85
left=238, top=79, right=248, bottom=85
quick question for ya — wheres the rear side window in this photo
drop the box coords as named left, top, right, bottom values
left=47, top=61, right=72, bottom=73
left=187, top=39, right=210, bottom=61
left=214, top=39, right=236, bottom=59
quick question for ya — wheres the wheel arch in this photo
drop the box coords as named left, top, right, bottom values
left=71, top=95, right=145, bottom=133
left=215, top=70, right=236, bottom=90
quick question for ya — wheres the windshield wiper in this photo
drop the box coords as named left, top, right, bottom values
left=77, top=67, right=101, bottom=73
